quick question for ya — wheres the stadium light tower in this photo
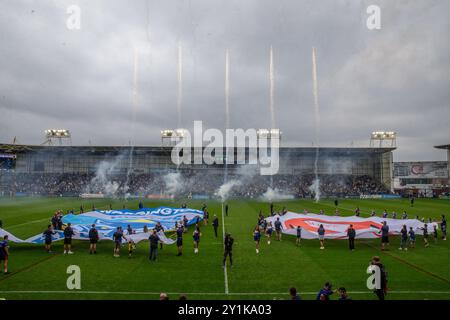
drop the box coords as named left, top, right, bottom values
left=42, top=129, right=72, bottom=146
left=161, top=128, right=188, bottom=146
left=370, top=131, right=396, bottom=148
left=257, top=129, right=282, bottom=141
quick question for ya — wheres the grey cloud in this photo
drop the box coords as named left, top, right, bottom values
left=0, top=0, right=449, bottom=162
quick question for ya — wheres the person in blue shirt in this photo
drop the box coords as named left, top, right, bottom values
left=193, top=227, right=201, bottom=254
left=127, top=225, right=133, bottom=236
left=113, top=227, right=127, bottom=257
left=318, top=224, right=325, bottom=249
left=433, top=225, right=438, bottom=244
left=176, top=225, right=184, bottom=256
left=253, top=226, right=261, bottom=254
left=274, top=218, right=283, bottom=241
left=399, top=225, right=408, bottom=251
left=266, top=222, right=273, bottom=245
left=43, top=224, right=56, bottom=253
left=296, top=226, right=302, bottom=247
left=0, top=235, right=10, bottom=274
left=408, top=227, right=416, bottom=248
left=316, top=282, right=335, bottom=300
left=441, top=215, right=447, bottom=240
left=422, top=224, right=429, bottom=247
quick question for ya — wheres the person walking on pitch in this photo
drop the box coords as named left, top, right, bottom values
left=296, top=226, right=302, bottom=246
left=212, top=215, right=219, bottom=238
left=253, top=226, right=261, bottom=254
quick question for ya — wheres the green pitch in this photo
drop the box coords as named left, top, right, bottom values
left=0, top=197, right=449, bottom=300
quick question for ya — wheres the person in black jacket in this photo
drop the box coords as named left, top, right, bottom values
left=347, top=224, right=356, bottom=251
left=149, top=230, right=160, bottom=262
left=370, top=256, right=388, bottom=300
left=212, top=215, right=219, bottom=238
left=88, top=224, right=99, bottom=254
left=223, top=233, right=234, bottom=267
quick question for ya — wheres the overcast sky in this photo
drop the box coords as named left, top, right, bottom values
left=0, top=0, right=449, bottom=161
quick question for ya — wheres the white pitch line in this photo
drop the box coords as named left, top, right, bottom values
left=222, top=202, right=229, bottom=295
left=6, top=217, right=50, bottom=229
left=0, top=290, right=449, bottom=295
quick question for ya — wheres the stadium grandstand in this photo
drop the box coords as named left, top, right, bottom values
left=0, top=143, right=394, bottom=199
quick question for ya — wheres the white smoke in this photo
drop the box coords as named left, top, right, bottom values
left=309, top=178, right=321, bottom=202
left=85, top=154, right=125, bottom=197
left=216, top=179, right=242, bottom=202
left=163, top=172, right=185, bottom=196
left=261, top=187, right=294, bottom=201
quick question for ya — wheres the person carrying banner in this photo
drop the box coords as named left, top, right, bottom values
left=433, top=225, right=438, bottom=243
left=318, top=224, right=325, bottom=249
left=203, top=210, right=209, bottom=226
left=422, top=224, right=430, bottom=247
left=379, top=221, right=389, bottom=250
left=128, top=239, right=136, bottom=258
left=113, top=226, right=127, bottom=257
left=399, top=225, right=408, bottom=251
left=88, top=224, right=99, bottom=254
left=266, top=221, right=273, bottom=245
left=149, top=229, right=159, bottom=262
left=63, top=223, right=75, bottom=255
left=274, top=217, right=283, bottom=241
left=127, top=224, right=133, bottom=236
left=212, top=215, right=219, bottom=238
left=154, top=222, right=164, bottom=250
left=408, top=227, right=416, bottom=248
left=441, top=215, right=447, bottom=240
left=223, top=233, right=234, bottom=267
left=347, top=224, right=356, bottom=251
left=176, top=224, right=184, bottom=256
left=0, top=235, right=9, bottom=274
left=43, top=224, right=56, bottom=253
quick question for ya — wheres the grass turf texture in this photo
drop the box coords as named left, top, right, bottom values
left=0, top=197, right=449, bottom=300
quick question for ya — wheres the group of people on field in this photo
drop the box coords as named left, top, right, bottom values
left=251, top=205, right=447, bottom=253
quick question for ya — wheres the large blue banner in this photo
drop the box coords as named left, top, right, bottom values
left=1, top=207, right=204, bottom=244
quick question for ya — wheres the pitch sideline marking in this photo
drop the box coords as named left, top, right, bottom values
left=221, top=202, right=229, bottom=295
left=0, top=290, right=449, bottom=296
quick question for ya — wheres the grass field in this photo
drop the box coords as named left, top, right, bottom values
left=0, top=196, right=449, bottom=300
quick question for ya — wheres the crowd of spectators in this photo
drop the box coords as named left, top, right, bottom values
left=0, top=171, right=390, bottom=198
